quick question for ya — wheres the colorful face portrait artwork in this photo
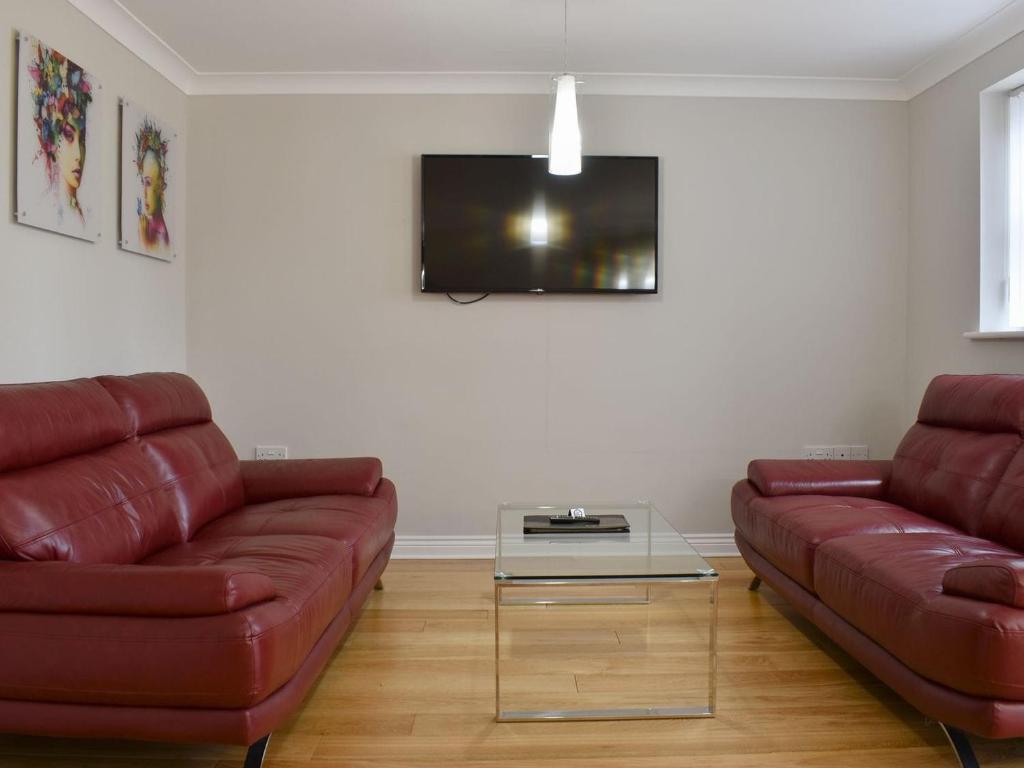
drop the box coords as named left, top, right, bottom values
left=120, top=100, right=177, bottom=261
left=16, top=34, right=103, bottom=241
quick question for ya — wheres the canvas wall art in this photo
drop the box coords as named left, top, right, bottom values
left=16, top=34, right=103, bottom=242
left=120, top=100, right=177, bottom=261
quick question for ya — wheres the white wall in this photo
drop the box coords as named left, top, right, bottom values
left=3, top=2, right=1021, bottom=541
left=188, top=94, right=909, bottom=537
left=0, top=0, right=186, bottom=382
left=907, top=32, right=1024, bottom=416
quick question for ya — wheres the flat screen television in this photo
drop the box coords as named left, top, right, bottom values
left=421, top=155, right=658, bottom=294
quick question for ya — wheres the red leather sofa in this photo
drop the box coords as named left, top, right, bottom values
left=0, top=372, right=397, bottom=767
left=733, top=374, right=1024, bottom=768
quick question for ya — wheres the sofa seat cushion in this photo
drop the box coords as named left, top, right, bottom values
left=815, top=533, right=1024, bottom=701
left=731, top=480, right=960, bottom=592
left=0, top=535, right=351, bottom=709
left=195, top=479, right=397, bottom=586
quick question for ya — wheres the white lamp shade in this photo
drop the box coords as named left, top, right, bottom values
left=548, top=74, right=581, bottom=175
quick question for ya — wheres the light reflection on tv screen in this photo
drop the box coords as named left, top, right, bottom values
left=421, top=156, right=658, bottom=293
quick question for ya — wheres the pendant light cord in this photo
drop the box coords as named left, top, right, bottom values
left=563, top=0, right=568, bottom=73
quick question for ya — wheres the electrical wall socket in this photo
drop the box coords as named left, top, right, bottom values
left=802, top=445, right=869, bottom=461
left=255, top=445, right=288, bottom=460
left=802, top=445, right=834, bottom=460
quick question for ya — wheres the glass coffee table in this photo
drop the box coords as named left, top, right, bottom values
left=494, top=502, right=719, bottom=722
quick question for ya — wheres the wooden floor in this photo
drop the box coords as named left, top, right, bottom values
left=2, top=557, right=1024, bottom=767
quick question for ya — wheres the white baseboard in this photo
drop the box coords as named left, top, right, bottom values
left=392, top=532, right=739, bottom=559
left=682, top=533, right=741, bottom=558
left=392, top=536, right=495, bottom=559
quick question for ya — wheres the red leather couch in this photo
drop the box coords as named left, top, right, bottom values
left=733, top=374, right=1024, bottom=767
left=0, top=372, right=397, bottom=767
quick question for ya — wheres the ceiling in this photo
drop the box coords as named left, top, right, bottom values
left=70, top=0, right=1024, bottom=98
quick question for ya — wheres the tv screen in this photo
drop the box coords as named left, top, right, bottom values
left=421, top=155, right=658, bottom=294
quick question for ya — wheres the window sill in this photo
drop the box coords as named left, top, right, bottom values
left=963, top=330, right=1024, bottom=340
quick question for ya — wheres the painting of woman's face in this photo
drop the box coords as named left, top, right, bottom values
left=56, top=115, right=85, bottom=193
left=126, top=110, right=173, bottom=256
left=17, top=36, right=99, bottom=239
left=141, top=149, right=163, bottom=216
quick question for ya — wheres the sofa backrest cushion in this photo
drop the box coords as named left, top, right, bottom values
left=97, top=374, right=244, bottom=540
left=889, top=375, right=1024, bottom=535
left=96, top=371, right=212, bottom=434
left=979, top=445, right=1024, bottom=550
left=0, top=378, right=129, bottom=473
left=917, top=374, right=1024, bottom=434
left=0, top=379, right=181, bottom=563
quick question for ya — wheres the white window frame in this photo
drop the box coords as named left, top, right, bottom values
left=974, top=78, right=1024, bottom=338
left=1007, top=87, right=1024, bottom=329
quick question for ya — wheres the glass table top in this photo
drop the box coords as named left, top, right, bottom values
left=494, top=502, right=718, bottom=581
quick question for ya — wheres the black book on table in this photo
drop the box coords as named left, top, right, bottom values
left=523, top=514, right=631, bottom=534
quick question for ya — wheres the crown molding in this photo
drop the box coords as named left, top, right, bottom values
left=901, top=0, right=1024, bottom=99
left=187, top=71, right=906, bottom=100
left=67, top=0, right=1024, bottom=101
left=66, top=0, right=197, bottom=92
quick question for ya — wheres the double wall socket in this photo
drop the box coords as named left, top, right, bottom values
left=802, top=445, right=869, bottom=460
left=255, top=445, right=288, bottom=460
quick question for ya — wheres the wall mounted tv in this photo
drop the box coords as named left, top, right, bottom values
left=420, top=155, right=658, bottom=294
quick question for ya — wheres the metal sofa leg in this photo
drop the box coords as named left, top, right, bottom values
left=748, top=576, right=762, bottom=591
left=243, top=734, right=272, bottom=768
left=940, top=724, right=979, bottom=768
left=374, top=578, right=384, bottom=591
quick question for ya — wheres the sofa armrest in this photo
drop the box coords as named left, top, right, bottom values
left=0, top=562, right=276, bottom=617
left=747, top=459, right=892, bottom=498
left=943, top=560, right=1024, bottom=608
left=240, top=457, right=383, bottom=503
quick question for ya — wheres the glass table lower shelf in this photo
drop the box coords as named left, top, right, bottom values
left=494, top=503, right=719, bottom=722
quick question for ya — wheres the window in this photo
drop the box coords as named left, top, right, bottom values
left=977, top=77, right=1024, bottom=336
left=1007, top=89, right=1024, bottom=329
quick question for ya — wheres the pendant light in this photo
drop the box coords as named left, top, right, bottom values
left=549, top=0, right=581, bottom=175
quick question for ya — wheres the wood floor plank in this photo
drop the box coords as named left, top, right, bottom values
left=3, top=557, right=1024, bottom=767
